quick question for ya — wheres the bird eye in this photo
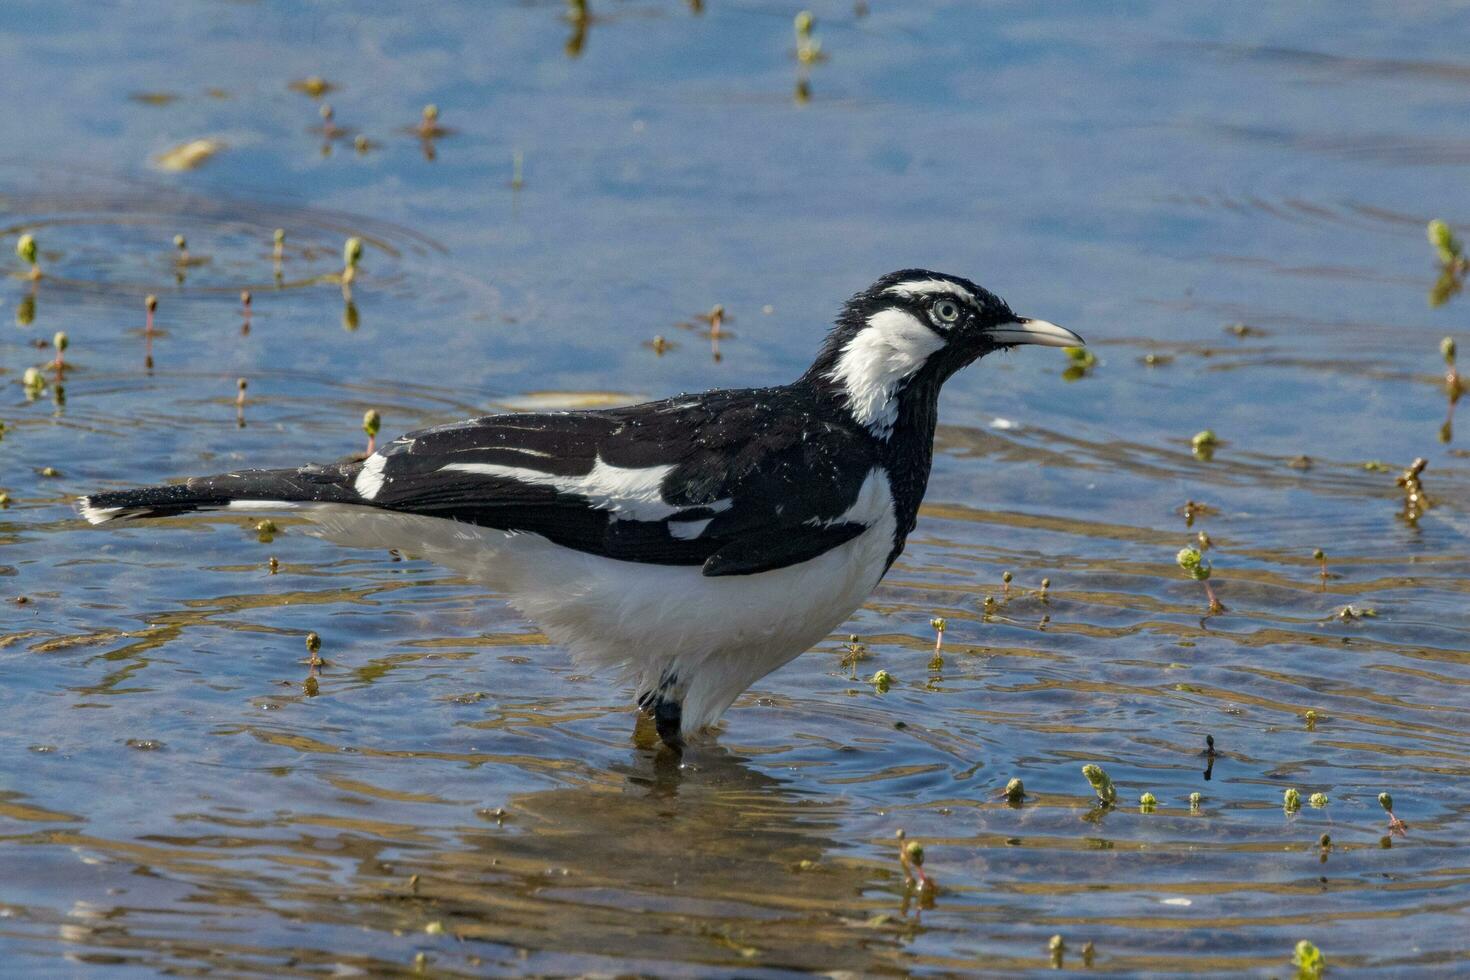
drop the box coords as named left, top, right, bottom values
left=932, top=299, right=961, bottom=324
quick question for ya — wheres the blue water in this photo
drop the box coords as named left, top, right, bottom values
left=2, top=1, right=1468, bottom=974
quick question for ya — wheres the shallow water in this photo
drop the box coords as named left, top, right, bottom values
left=3, top=1, right=1469, bottom=975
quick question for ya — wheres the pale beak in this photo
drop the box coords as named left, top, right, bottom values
left=988, top=318, right=1084, bottom=349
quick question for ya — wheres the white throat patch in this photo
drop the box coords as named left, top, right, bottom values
left=825, top=307, right=945, bottom=438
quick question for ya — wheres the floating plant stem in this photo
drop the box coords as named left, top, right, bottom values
left=1379, top=792, right=1408, bottom=837
left=1428, top=219, right=1465, bottom=268
left=1443, top=337, right=1462, bottom=442
left=1176, top=545, right=1225, bottom=615
left=1313, top=548, right=1328, bottom=589
left=839, top=634, right=868, bottom=676
left=51, top=331, right=68, bottom=374
left=16, top=232, right=40, bottom=280
left=1081, top=764, right=1116, bottom=806
left=363, top=409, right=381, bottom=455
left=1001, top=571, right=1012, bottom=595
left=305, top=631, right=323, bottom=667
left=1395, top=457, right=1430, bottom=523
left=929, top=616, right=945, bottom=669
left=511, top=149, right=524, bottom=190
left=272, top=228, right=285, bottom=281
left=236, top=378, right=248, bottom=428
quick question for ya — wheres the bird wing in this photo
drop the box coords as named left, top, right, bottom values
left=359, top=392, right=888, bottom=576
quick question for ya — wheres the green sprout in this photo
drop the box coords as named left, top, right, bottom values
left=1312, top=548, right=1328, bottom=589
left=16, top=232, right=40, bottom=280
left=1284, top=788, right=1301, bottom=812
left=1139, top=792, right=1158, bottom=811
left=52, top=331, right=68, bottom=372
left=1001, top=570, right=1012, bottom=595
left=1081, top=764, right=1116, bottom=806
left=342, top=236, right=363, bottom=287
left=272, top=228, right=285, bottom=278
left=236, top=378, right=248, bottom=427
left=1188, top=791, right=1202, bottom=811
left=870, top=669, right=892, bottom=693
left=1062, top=345, right=1096, bottom=381
left=794, top=11, right=823, bottom=64
left=1039, top=576, right=1051, bottom=599
left=0, top=492, right=9, bottom=509
left=1191, top=429, right=1219, bottom=460
left=1004, top=777, right=1025, bottom=804
left=1308, top=792, right=1328, bottom=808
left=1379, top=792, right=1408, bottom=836
left=363, top=408, right=381, bottom=454
left=839, top=634, right=868, bottom=675
left=255, top=519, right=277, bottom=543
left=929, top=616, right=945, bottom=669
left=1428, top=219, right=1463, bottom=266
left=305, top=631, right=322, bottom=666
left=1292, top=939, right=1325, bottom=980
left=1177, top=545, right=1225, bottom=614
left=23, top=367, right=45, bottom=400
left=268, top=556, right=279, bottom=574
left=1048, top=934, right=1065, bottom=969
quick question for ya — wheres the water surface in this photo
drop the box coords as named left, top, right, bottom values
left=2, top=1, right=1469, bottom=975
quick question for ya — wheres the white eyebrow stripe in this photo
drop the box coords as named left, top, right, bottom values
left=883, top=279, right=977, bottom=305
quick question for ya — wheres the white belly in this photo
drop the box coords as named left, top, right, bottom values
left=304, top=489, right=898, bottom=733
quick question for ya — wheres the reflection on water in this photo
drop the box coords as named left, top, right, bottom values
left=3, top=0, right=1470, bottom=975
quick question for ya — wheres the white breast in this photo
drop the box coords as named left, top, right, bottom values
left=304, top=468, right=899, bottom=734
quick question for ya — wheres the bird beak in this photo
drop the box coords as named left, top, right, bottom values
left=987, top=318, right=1084, bottom=349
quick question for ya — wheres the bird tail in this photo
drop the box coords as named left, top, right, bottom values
left=78, top=462, right=368, bottom=525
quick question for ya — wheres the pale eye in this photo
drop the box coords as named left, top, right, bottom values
left=933, top=299, right=961, bottom=324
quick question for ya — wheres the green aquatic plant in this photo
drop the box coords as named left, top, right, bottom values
left=1139, top=792, right=1158, bottom=811
left=272, top=227, right=285, bottom=276
left=51, top=331, right=68, bottom=372
left=236, top=378, right=248, bottom=428
left=1039, top=577, right=1051, bottom=599
left=363, top=409, right=381, bottom=454
left=1189, top=791, right=1202, bottom=811
left=1396, top=457, right=1430, bottom=523
left=1081, top=764, right=1116, bottom=806
left=1048, top=934, right=1065, bottom=969
left=1312, top=548, right=1328, bottom=589
left=1309, top=792, right=1328, bottom=808
left=1292, top=939, right=1325, bottom=979
left=511, top=149, right=524, bottom=190
left=1176, top=545, right=1225, bottom=615
left=289, top=75, right=334, bottom=98
left=1001, top=570, right=1012, bottom=595
left=794, top=11, right=823, bottom=64
left=255, top=519, right=277, bottom=543
left=305, top=631, right=322, bottom=667
left=1428, top=219, right=1464, bottom=267
left=1004, top=777, right=1025, bottom=804
left=23, top=367, right=45, bottom=400
left=895, top=831, right=935, bottom=899
left=16, top=232, right=40, bottom=280
left=268, top=556, right=279, bottom=574
left=16, top=290, right=35, bottom=326
left=1062, top=345, right=1096, bottom=381
left=648, top=334, right=672, bottom=356
left=870, top=669, right=892, bottom=693
left=342, top=236, right=363, bottom=288
left=1284, top=787, right=1301, bottom=812
left=929, top=616, right=945, bottom=669
left=0, top=492, right=9, bottom=509
left=839, top=634, right=868, bottom=675
left=1191, top=428, right=1218, bottom=461
left=1379, top=792, right=1408, bottom=836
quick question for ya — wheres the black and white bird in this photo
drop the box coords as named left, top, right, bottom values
left=81, top=270, right=1081, bottom=750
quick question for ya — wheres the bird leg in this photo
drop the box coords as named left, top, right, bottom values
left=637, top=669, right=685, bottom=753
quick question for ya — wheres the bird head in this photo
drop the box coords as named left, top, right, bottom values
left=804, top=269, right=1082, bottom=439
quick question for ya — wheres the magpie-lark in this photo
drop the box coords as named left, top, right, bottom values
left=81, top=270, right=1081, bottom=750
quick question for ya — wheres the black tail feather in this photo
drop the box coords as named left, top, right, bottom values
left=79, top=462, right=364, bottom=524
